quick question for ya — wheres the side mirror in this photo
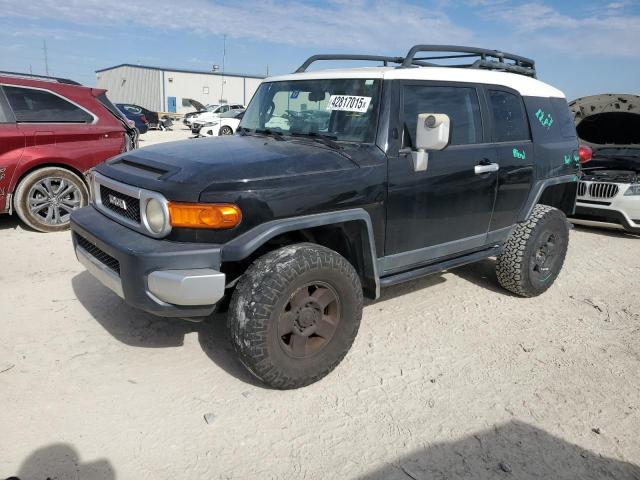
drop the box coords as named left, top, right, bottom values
left=412, top=113, right=451, bottom=172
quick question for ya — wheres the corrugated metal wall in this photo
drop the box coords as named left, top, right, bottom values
left=163, top=71, right=262, bottom=113
left=96, top=66, right=163, bottom=112
left=96, top=65, right=263, bottom=113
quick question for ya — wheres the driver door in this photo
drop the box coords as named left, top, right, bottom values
left=383, top=82, right=498, bottom=273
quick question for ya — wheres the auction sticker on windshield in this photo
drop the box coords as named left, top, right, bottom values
left=326, top=95, right=371, bottom=113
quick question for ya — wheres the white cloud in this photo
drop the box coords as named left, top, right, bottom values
left=0, top=0, right=473, bottom=52
left=478, top=2, right=640, bottom=58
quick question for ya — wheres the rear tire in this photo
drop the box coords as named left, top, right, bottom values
left=13, top=167, right=88, bottom=233
left=227, top=243, right=363, bottom=389
left=496, top=204, right=569, bottom=297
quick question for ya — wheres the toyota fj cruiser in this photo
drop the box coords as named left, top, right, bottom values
left=70, top=45, right=579, bottom=389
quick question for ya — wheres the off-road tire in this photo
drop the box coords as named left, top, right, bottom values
left=227, top=243, right=363, bottom=389
left=496, top=204, right=569, bottom=297
left=14, top=167, right=88, bottom=233
left=219, top=125, right=234, bottom=135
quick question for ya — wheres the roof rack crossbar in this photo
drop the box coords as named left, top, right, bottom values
left=401, top=45, right=536, bottom=77
left=293, top=45, right=536, bottom=78
left=294, top=54, right=436, bottom=73
left=0, top=70, right=81, bottom=85
left=413, top=53, right=481, bottom=61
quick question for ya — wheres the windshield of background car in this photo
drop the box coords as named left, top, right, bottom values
left=240, top=78, right=381, bottom=143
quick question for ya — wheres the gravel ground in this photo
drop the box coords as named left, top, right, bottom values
left=1, top=130, right=639, bottom=479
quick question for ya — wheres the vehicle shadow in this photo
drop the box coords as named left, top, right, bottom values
left=5, top=443, right=115, bottom=480
left=358, top=420, right=640, bottom=480
left=572, top=224, right=640, bottom=239
left=0, top=215, right=23, bottom=231
left=71, top=271, right=264, bottom=387
left=449, top=257, right=519, bottom=296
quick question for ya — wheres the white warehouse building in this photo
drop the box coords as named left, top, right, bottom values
left=95, top=64, right=265, bottom=114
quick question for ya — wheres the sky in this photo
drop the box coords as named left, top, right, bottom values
left=0, top=0, right=638, bottom=100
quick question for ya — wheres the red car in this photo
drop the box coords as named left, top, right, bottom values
left=0, top=71, right=136, bottom=232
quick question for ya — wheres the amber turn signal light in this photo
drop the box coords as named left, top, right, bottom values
left=168, top=202, right=241, bottom=229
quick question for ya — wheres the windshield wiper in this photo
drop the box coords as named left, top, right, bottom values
left=254, top=128, right=285, bottom=140
left=290, top=132, right=342, bottom=150
left=289, top=132, right=353, bottom=160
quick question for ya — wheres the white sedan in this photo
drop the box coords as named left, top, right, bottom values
left=187, top=104, right=245, bottom=126
left=195, top=110, right=244, bottom=137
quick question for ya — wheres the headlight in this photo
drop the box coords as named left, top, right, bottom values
left=624, top=184, right=640, bottom=196
left=145, top=198, right=168, bottom=233
left=203, top=121, right=219, bottom=127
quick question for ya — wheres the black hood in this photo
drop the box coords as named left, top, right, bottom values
left=96, top=135, right=359, bottom=202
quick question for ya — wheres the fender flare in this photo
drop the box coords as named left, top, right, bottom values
left=221, top=208, right=381, bottom=298
left=518, top=174, right=577, bottom=222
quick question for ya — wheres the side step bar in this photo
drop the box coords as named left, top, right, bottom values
left=379, top=245, right=503, bottom=288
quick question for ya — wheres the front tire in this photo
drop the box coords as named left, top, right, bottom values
left=219, top=125, right=234, bottom=135
left=13, top=167, right=88, bottom=233
left=227, top=243, right=363, bottom=389
left=496, top=204, right=569, bottom=297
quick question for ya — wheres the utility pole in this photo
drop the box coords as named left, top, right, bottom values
left=43, top=40, right=49, bottom=75
left=266, top=64, right=269, bottom=77
left=220, top=34, right=227, bottom=103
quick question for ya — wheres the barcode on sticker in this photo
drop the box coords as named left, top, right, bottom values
left=326, top=95, right=371, bottom=113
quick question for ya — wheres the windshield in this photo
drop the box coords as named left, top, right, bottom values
left=240, top=78, right=381, bottom=143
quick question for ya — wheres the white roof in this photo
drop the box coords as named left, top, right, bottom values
left=268, top=66, right=565, bottom=99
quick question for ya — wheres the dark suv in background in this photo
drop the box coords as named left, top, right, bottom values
left=0, top=71, right=136, bottom=232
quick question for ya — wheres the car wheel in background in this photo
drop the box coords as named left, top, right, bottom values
left=219, top=125, right=234, bottom=135
left=13, top=167, right=88, bottom=233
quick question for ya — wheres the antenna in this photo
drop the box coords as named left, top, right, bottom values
left=220, top=34, right=227, bottom=103
left=43, top=40, right=49, bottom=75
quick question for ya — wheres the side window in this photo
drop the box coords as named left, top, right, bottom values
left=402, top=85, right=482, bottom=147
left=220, top=105, right=230, bottom=113
left=488, top=90, right=530, bottom=142
left=0, top=88, right=12, bottom=123
left=124, top=105, right=142, bottom=114
left=4, top=86, right=93, bottom=123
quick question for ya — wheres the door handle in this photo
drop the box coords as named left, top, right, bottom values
left=475, top=163, right=499, bottom=174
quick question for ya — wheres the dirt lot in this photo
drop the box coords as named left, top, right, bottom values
left=1, top=130, right=639, bottom=479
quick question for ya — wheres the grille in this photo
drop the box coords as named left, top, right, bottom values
left=588, top=182, right=619, bottom=199
left=100, top=185, right=141, bottom=223
left=75, top=234, right=120, bottom=274
left=577, top=182, right=587, bottom=197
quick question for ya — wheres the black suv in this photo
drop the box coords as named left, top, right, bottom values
left=71, top=46, right=579, bottom=389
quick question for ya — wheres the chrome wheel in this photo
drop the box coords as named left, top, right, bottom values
left=27, top=177, right=82, bottom=226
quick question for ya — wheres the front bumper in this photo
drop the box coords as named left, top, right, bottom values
left=71, top=206, right=225, bottom=317
left=571, top=184, right=640, bottom=234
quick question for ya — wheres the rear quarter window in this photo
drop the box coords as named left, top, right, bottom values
left=4, top=85, right=93, bottom=123
left=488, top=90, right=530, bottom=142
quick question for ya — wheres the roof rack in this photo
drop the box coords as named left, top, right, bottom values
left=294, top=44, right=536, bottom=78
left=0, top=70, right=82, bottom=86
